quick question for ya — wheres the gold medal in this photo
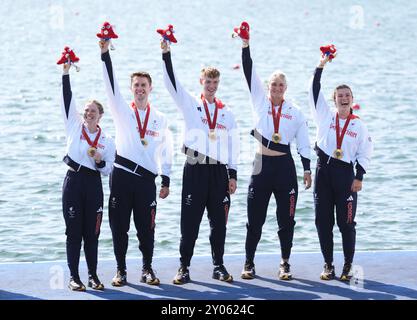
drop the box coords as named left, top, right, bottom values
left=201, top=95, right=220, bottom=143
left=87, top=147, right=97, bottom=157
left=270, top=100, right=284, bottom=145
left=272, top=132, right=281, bottom=143
left=82, top=125, right=101, bottom=158
left=132, top=102, right=151, bottom=149
left=333, top=148, right=343, bottom=159
left=334, top=113, right=352, bottom=161
left=208, top=130, right=217, bottom=141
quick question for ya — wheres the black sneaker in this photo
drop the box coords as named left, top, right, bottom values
left=141, top=267, right=160, bottom=285
left=340, top=262, right=353, bottom=281
left=88, top=274, right=104, bottom=290
left=68, top=277, right=86, bottom=292
left=111, top=270, right=127, bottom=287
left=241, top=262, right=256, bottom=280
left=278, top=262, right=293, bottom=280
left=212, top=265, right=233, bottom=283
left=320, top=263, right=335, bottom=280
left=173, top=266, right=190, bottom=285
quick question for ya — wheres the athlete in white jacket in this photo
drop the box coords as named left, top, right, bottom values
left=100, top=40, right=173, bottom=287
left=309, top=53, right=373, bottom=281
left=239, top=36, right=312, bottom=281
left=161, top=40, right=239, bottom=285
left=61, top=62, right=115, bottom=291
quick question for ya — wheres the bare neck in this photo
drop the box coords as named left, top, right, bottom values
left=203, top=94, right=215, bottom=104
left=338, top=112, right=350, bottom=120
left=270, top=97, right=284, bottom=107
left=86, top=124, right=98, bottom=133
left=135, top=99, right=148, bottom=110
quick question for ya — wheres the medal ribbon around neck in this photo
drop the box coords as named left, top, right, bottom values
left=201, top=94, right=220, bottom=131
left=82, top=125, right=101, bottom=148
left=335, top=113, right=353, bottom=152
left=271, top=99, right=284, bottom=136
left=132, top=101, right=151, bottom=142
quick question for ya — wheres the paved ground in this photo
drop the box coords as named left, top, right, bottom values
left=1, top=250, right=416, bottom=300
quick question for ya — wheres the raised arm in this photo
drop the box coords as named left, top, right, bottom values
left=100, top=40, right=127, bottom=113
left=161, top=41, right=197, bottom=112
left=308, top=55, right=332, bottom=124
left=241, top=39, right=268, bottom=115
left=61, top=64, right=81, bottom=133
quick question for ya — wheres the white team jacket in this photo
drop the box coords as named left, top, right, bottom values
left=308, top=70, right=373, bottom=172
left=61, top=75, right=115, bottom=175
left=244, top=54, right=311, bottom=161
left=162, top=53, right=239, bottom=171
left=102, top=53, right=173, bottom=177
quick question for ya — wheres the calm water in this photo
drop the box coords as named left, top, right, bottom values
left=1, top=0, right=417, bottom=263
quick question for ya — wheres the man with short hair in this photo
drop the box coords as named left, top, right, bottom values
left=161, top=40, right=239, bottom=284
left=100, top=40, right=173, bottom=286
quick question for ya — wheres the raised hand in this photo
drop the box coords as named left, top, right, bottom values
left=160, top=40, right=170, bottom=53
left=99, top=40, right=110, bottom=53
left=318, top=53, right=333, bottom=68
left=63, top=63, right=71, bottom=74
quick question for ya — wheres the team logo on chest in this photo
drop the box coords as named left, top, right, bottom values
left=151, top=120, right=159, bottom=131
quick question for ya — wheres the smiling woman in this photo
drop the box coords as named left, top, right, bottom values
left=308, top=51, right=373, bottom=281
left=237, top=25, right=312, bottom=282
left=1, top=0, right=416, bottom=275
left=60, top=61, right=115, bottom=292
left=83, top=101, right=103, bottom=156
left=333, top=85, right=354, bottom=119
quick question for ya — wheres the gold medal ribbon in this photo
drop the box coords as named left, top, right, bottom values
left=132, top=101, right=151, bottom=145
left=201, top=94, right=221, bottom=135
left=82, top=125, right=101, bottom=154
left=271, top=99, right=284, bottom=141
left=335, top=113, right=353, bottom=158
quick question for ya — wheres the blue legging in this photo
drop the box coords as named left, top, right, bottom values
left=245, top=153, right=298, bottom=263
left=108, top=167, right=157, bottom=271
left=314, top=154, right=357, bottom=264
left=62, top=169, right=103, bottom=279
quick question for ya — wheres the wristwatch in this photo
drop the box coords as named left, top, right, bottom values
left=304, top=170, right=312, bottom=174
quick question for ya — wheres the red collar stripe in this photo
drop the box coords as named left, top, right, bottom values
left=82, top=125, right=101, bottom=147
